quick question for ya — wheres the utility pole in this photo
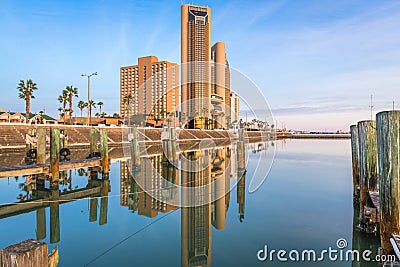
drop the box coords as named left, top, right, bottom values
left=81, top=72, right=98, bottom=126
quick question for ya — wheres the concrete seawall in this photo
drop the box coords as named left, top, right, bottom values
left=0, top=124, right=270, bottom=149
left=0, top=125, right=271, bottom=167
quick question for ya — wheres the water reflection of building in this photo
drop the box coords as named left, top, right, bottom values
left=120, top=156, right=179, bottom=218
left=119, top=143, right=249, bottom=267
left=181, top=150, right=213, bottom=267
left=181, top=147, right=238, bottom=267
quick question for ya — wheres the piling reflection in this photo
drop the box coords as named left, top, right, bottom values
left=0, top=168, right=111, bottom=244
left=352, top=203, right=381, bottom=267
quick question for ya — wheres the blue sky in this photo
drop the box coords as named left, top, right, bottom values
left=0, top=0, right=399, bottom=131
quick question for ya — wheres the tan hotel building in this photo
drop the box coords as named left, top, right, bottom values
left=120, top=56, right=178, bottom=126
left=181, top=4, right=230, bottom=129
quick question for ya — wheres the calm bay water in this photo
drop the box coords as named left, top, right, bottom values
left=0, top=139, right=380, bottom=266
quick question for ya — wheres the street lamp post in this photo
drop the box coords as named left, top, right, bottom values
left=81, top=72, right=98, bottom=125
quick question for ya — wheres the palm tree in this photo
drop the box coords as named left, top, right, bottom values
left=225, top=115, right=231, bottom=129
left=77, top=100, right=87, bottom=118
left=95, top=112, right=100, bottom=118
left=123, top=94, right=133, bottom=105
left=123, top=94, right=133, bottom=118
left=220, top=112, right=225, bottom=129
left=153, top=117, right=161, bottom=127
left=166, top=117, right=172, bottom=127
left=88, top=100, right=96, bottom=113
left=87, top=100, right=96, bottom=125
left=100, top=112, right=107, bottom=118
left=201, top=108, right=209, bottom=129
left=97, top=101, right=104, bottom=114
left=58, top=107, right=63, bottom=118
left=209, top=109, right=217, bottom=129
left=112, top=113, right=120, bottom=119
left=58, top=89, right=68, bottom=122
left=17, top=79, right=38, bottom=124
left=65, top=85, right=78, bottom=124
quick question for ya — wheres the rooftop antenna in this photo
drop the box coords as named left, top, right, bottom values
left=369, top=94, right=374, bottom=120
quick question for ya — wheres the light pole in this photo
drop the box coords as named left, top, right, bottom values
left=81, top=72, right=98, bottom=125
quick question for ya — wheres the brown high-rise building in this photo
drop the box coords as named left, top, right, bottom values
left=211, top=42, right=230, bottom=129
left=181, top=4, right=230, bottom=129
left=120, top=56, right=178, bottom=126
left=181, top=4, right=212, bottom=129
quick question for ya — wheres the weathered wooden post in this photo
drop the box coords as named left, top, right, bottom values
left=49, top=187, right=60, bottom=244
left=50, top=128, right=60, bottom=184
left=0, top=239, right=58, bottom=267
left=357, top=120, right=378, bottom=230
left=350, top=125, right=360, bottom=200
left=170, top=127, right=177, bottom=163
left=377, top=111, right=400, bottom=255
left=26, top=128, right=35, bottom=150
left=100, top=129, right=109, bottom=174
left=36, top=208, right=46, bottom=240
left=162, top=128, right=172, bottom=164
left=99, top=179, right=110, bottom=226
left=36, top=128, right=46, bottom=165
left=60, top=129, right=67, bottom=149
left=130, top=127, right=140, bottom=169
left=237, top=128, right=246, bottom=171
left=89, top=129, right=98, bottom=153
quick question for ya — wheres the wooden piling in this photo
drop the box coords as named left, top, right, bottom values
left=50, top=128, right=60, bottom=184
left=36, top=128, right=46, bottom=165
left=130, top=127, right=140, bottom=169
left=100, top=129, right=109, bottom=174
left=89, top=129, right=98, bottom=153
left=170, top=128, right=177, bottom=163
left=357, top=120, right=378, bottom=226
left=36, top=208, right=46, bottom=240
left=237, top=141, right=246, bottom=171
left=1, top=239, right=49, bottom=267
left=350, top=125, right=360, bottom=199
left=239, top=128, right=245, bottom=142
left=163, top=128, right=172, bottom=163
left=26, top=129, right=35, bottom=150
left=376, top=111, right=400, bottom=255
left=60, top=130, right=67, bottom=149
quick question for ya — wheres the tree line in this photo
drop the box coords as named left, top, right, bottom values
left=17, top=79, right=119, bottom=124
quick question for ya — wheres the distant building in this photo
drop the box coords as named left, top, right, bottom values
left=230, top=92, right=240, bottom=123
left=0, top=112, right=57, bottom=124
left=120, top=56, right=179, bottom=126
left=70, top=116, right=122, bottom=126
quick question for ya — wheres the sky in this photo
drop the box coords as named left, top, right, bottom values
left=0, top=0, right=399, bottom=131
